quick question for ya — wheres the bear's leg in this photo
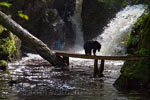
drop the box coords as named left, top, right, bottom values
left=85, top=50, right=88, bottom=55
left=93, top=49, right=96, bottom=55
left=86, top=49, right=92, bottom=55
left=89, top=50, right=92, bottom=55
left=85, top=49, right=90, bottom=55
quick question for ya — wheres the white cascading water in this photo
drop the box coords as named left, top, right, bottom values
left=96, top=4, right=145, bottom=56
left=71, top=0, right=84, bottom=50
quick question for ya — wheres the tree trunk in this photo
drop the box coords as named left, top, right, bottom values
left=0, top=11, right=66, bottom=66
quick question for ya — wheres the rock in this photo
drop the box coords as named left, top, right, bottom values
left=82, top=0, right=119, bottom=41
left=0, top=30, right=16, bottom=60
left=0, top=60, right=8, bottom=71
left=8, top=79, right=17, bottom=86
left=114, top=10, right=150, bottom=89
left=12, top=35, right=22, bottom=60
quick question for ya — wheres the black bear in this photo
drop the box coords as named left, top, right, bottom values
left=84, top=40, right=101, bottom=55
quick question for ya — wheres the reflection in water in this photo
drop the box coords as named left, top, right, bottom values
left=0, top=71, right=12, bottom=100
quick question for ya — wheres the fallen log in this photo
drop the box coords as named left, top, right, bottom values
left=0, top=11, right=66, bottom=66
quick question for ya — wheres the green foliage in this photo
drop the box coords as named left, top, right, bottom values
left=121, top=33, right=131, bottom=46
left=121, top=59, right=149, bottom=83
left=0, top=2, right=12, bottom=8
left=0, top=25, right=4, bottom=33
left=0, top=37, right=16, bottom=54
left=121, top=1, right=127, bottom=7
left=18, top=11, right=29, bottom=20
left=0, top=60, right=8, bottom=71
left=0, top=29, right=16, bottom=60
left=136, top=11, right=148, bottom=27
left=0, top=2, right=29, bottom=20
left=135, top=48, right=147, bottom=55
left=129, top=35, right=139, bottom=46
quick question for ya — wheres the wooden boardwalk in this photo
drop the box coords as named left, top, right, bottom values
left=55, top=50, right=146, bottom=61
left=55, top=50, right=148, bottom=77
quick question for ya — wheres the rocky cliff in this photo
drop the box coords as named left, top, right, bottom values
left=114, top=8, right=150, bottom=89
left=0, top=0, right=76, bottom=51
left=81, top=0, right=146, bottom=41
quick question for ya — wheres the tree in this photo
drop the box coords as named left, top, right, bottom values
left=0, top=11, right=66, bottom=66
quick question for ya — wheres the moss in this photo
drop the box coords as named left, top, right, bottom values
left=12, top=35, right=22, bottom=60
left=0, top=27, right=16, bottom=60
left=0, top=60, right=8, bottom=71
left=115, top=59, right=150, bottom=89
left=115, top=9, right=150, bottom=89
left=121, top=59, right=149, bottom=80
left=126, top=9, right=150, bottom=56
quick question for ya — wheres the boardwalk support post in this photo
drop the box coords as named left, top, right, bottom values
left=94, top=59, right=99, bottom=77
left=98, top=60, right=105, bottom=77
left=63, top=56, right=69, bottom=65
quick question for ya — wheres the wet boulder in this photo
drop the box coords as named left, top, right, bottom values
left=0, top=60, right=8, bottom=71
left=0, top=30, right=16, bottom=60
left=114, top=10, right=150, bottom=89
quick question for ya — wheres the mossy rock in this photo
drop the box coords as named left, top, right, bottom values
left=114, top=58, right=150, bottom=89
left=0, top=29, right=16, bottom=60
left=12, top=35, right=22, bottom=60
left=0, top=60, right=8, bottom=71
left=114, top=9, right=150, bottom=89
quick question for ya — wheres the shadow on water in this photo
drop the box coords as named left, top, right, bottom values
left=0, top=53, right=150, bottom=100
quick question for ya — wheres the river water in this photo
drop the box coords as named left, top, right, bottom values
left=0, top=4, right=150, bottom=100
left=1, top=53, right=150, bottom=100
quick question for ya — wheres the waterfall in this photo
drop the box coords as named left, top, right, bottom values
left=71, top=0, right=84, bottom=50
left=96, top=4, right=145, bottom=56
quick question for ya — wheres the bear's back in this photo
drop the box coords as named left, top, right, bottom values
left=84, top=41, right=95, bottom=49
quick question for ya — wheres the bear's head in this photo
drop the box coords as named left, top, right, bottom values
left=94, top=41, right=101, bottom=52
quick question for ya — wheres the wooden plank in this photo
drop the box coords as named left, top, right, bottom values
left=55, top=50, right=147, bottom=61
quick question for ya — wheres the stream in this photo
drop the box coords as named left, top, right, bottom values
left=0, top=53, right=150, bottom=100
